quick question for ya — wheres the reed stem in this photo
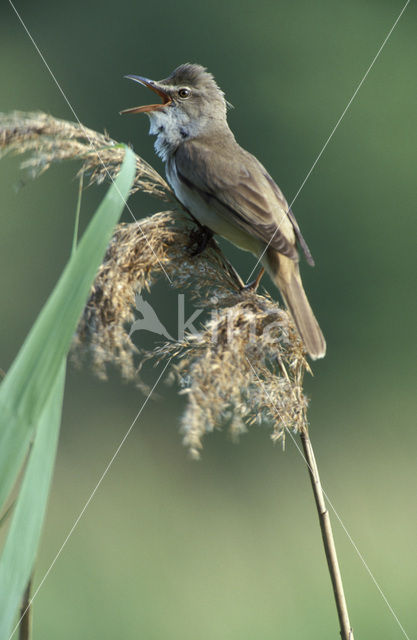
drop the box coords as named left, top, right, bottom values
left=300, top=429, right=354, bottom=640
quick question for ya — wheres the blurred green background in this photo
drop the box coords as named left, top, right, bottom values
left=1, top=0, right=416, bottom=638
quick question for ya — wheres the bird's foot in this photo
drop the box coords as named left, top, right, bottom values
left=188, top=225, right=213, bottom=256
left=241, top=267, right=265, bottom=293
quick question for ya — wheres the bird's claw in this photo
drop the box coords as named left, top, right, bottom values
left=188, top=225, right=213, bottom=256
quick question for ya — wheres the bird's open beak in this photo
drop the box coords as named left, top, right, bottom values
left=120, top=75, right=172, bottom=115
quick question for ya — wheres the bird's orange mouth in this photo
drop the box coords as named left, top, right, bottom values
left=120, top=75, right=172, bottom=115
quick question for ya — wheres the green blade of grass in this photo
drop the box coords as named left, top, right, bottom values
left=0, top=145, right=136, bottom=511
left=0, top=362, right=66, bottom=640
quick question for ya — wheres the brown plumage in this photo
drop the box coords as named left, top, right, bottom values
left=122, top=63, right=326, bottom=359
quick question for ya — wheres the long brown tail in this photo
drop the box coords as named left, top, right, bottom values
left=263, top=251, right=326, bottom=360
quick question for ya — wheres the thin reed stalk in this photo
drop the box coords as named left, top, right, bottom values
left=300, top=429, right=354, bottom=640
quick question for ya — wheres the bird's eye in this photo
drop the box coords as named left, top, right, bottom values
left=178, top=87, right=191, bottom=99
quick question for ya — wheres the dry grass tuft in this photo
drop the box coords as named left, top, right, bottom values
left=73, top=211, right=309, bottom=456
left=1, top=111, right=310, bottom=457
left=161, top=294, right=309, bottom=458
left=0, top=111, right=171, bottom=200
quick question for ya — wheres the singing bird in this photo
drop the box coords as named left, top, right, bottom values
left=121, top=63, right=326, bottom=359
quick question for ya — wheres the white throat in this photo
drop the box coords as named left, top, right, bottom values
left=148, top=106, right=198, bottom=162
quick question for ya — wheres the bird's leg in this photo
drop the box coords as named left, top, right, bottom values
left=242, top=267, right=265, bottom=292
left=189, top=225, right=214, bottom=256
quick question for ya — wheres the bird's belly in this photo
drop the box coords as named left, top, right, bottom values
left=167, top=163, right=261, bottom=255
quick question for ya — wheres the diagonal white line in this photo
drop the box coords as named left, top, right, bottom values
left=246, top=0, right=411, bottom=282
left=8, top=0, right=173, bottom=284
left=9, top=357, right=172, bottom=640
left=246, top=357, right=411, bottom=640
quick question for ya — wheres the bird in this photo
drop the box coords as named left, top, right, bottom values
left=121, top=63, right=326, bottom=359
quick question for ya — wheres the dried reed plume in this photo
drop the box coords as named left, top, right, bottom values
left=0, top=111, right=354, bottom=639
left=0, top=111, right=171, bottom=200
left=75, top=211, right=309, bottom=457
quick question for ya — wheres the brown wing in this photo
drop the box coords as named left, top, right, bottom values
left=174, top=136, right=302, bottom=261
left=263, top=172, right=315, bottom=266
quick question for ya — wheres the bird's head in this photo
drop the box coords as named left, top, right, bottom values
left=121, top=63, right=228, bottom=140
